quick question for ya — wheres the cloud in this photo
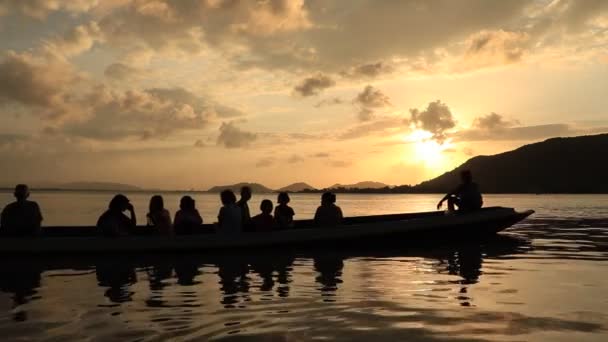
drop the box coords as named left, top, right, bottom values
left=92, top=0, right=311, bottom=60
left=328, top=160, right=353, bottom=168
left=314, top=97, right=344, bottom=108
left=217, top=122, right=257, bottom=148
left=457, top=123, right=576, bottom=141
left=341, top=62, right=395, bottom=78
left=473, top=112, right=520, bottom=130
left=338, top=118, right=402, bottom=140
left=311, top=152, right=330, bottom=158
left=408, top=100, right=456, bottom=142
left=0, top=51, right=81, bottom=118
left=353, top=85, right=391, bottom=121
left=293, top=74, right=335, bottom=97
left=104, top=63, right=140, bottom=80
left=458, top=30, right=530, bottom=71
left=42, top=21, right=104, bottom=59
left=287, top=154, right=304, bottom=164
left=255, top=157, right=275, bottom=168
left=63, top=86, right=218, bottom=141
left=0, top=0, right=98, bottom=18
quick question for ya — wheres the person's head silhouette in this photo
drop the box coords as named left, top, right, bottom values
left=321, top=192, right=335, bottom=205
left=13, top=184, right=30, bottom=202
left=260, top=199, right=273, bottom=214
left=180, top=196, right=195, bottom=210
left=149, top=195, right=164, bottom=213
left=220, top=190, right=237, bottom=205
left=277, top=192, right=290, bottom=205
left=240, top=186, right=252, bottom=201
left=109, top=194, right=130, bottom=212
left=460, top=170, right=473, bottom=184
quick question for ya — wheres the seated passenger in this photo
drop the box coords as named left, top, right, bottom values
left=174, top=196, right=203, bottom=235
left=0, top=184, right=43, bottom=236
left=251, top=199, right=276, bottom=232
left=437, top=170, right=483, bottom=212
left=146, top=195, right=172, bottom=235
left=217, top=190, right=242, bottom=234
left=97, top=194, right=136, bottom=237
left=274, top=192, right=295, bottom=229
left=236, top=186, right=252, bottom=229
left=314, top=192, right=343, bottom=227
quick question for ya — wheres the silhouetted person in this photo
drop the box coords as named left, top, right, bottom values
left=274, top=192, right=295, bottom=229
left=251, top=199, right=276, bottom=232
left=314, top=192, right=343, bottom=227
left=0, top=184, right=43, bottom=236
left=147, top=195, right=172, bottom=235
left=174, top=196, right=203, bottom=235
left=236, top=186, right=252, bottom=229
left=96, top=194, right=136, bottom=237
left=217, top=190, right=242, bottom=234
left=437, top=170, right=483, bottom=212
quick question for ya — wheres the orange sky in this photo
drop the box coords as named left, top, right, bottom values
left=0, top=0, right=607, bottom=189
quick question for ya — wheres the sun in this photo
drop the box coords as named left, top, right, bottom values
left=404, top=130, right=452, bottom=168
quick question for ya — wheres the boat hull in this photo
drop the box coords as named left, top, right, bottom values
left=0, top=207, right=534, bottom=254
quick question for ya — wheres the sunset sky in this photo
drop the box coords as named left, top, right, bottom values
left=1, top=0, right=607, bottom=190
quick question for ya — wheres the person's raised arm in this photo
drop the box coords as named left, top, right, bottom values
left=437, top=187, right=457, bottom=210
left=127, top=203, right=137, bottom=227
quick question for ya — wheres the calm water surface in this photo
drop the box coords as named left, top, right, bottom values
left=0, top=193, right=607, bottom=341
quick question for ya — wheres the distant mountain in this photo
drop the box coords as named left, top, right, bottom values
left=207, top=182, right=274, bottom=193
left=278, top=182, right=317, bottom=192
left=414, top=134, right=608, bottom=193
left=57, top=182, right=142, bottom=191
left=329, top=181, right=389, bottom=189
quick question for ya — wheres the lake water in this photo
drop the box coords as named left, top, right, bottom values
left=1, top=192, right=607, bottom=341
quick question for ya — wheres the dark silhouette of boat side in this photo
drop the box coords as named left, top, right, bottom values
left=0, top=207, right=533, bottom=254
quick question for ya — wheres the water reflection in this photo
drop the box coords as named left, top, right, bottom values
left=314, top=254, right=344, bottom=301
left=96, top=261, right=137, bottom=304
left=0, top=262, right=42, bottom=321
left=1, top=222, right=608, bottom=340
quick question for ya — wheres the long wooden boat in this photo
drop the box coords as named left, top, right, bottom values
left=0, top=207, right=533, bottom=254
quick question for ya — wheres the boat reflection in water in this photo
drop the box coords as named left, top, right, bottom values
left=7, top=232, right=606, bottom=341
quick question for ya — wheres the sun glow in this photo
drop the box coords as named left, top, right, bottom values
left=405, top=130, right=452, bottom=168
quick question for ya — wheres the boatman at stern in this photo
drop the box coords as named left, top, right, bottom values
left=437, top=170, right=483, bottom=213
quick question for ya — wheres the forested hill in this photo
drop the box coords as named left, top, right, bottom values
left=413, top=134, right=608, bottom=194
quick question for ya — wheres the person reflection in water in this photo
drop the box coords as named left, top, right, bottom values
left=96, top=194, right=136, bottom=237
left=216, top=256, right=250, bottom=308
left=0, top=184, right=43, bottom=236
left=147, top=195, right=172, bottom=235
left=274, top=192, right=295, bottom=229
left=236, top=186, right=252, bottom=230
left=0, top=262, right=42, bottom=321
left=437, top=170, right=483, bottom=212
left=217, top=190, right=242, bottom=234
left=251, top=199, right=276, bottom=232
left=314, top=192, right=343, bottom=227
left=314, top=254, right=344, bottom=302
left=96, top=260, right=137, bottom=303
left=174, top=196, right=203, bottom=235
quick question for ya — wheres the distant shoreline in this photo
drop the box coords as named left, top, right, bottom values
left=2, top=188, right=608, bottom=195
